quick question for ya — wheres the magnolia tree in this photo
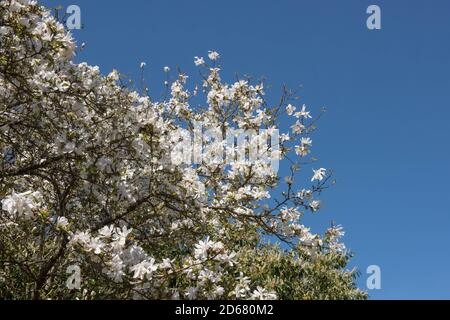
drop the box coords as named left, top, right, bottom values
left=0, top=0, right=366, bottom=300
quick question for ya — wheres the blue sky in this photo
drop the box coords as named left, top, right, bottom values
left=41, top=0, right=450, bottom=299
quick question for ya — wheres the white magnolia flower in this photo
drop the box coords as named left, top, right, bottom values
left=194, top=237, right=214, bottom=260
left=194, top=56, right=205, bottom=66
left=294, top=104, right=312, bottom=119
left=311, top=168, right=326, bottom=182
left=98, top=225, right=114, bottom=238
left=295, top=145, right=310, bottom=157
left=87, top=237, right=105, bottom=255
left=107, top=69, right=119, bottom=81
left=159, top=258, right=173, bottom=270
left=327, top=225, right=345, bottom=240
left=113, top=226, right=133, bottom=246
left=140, top=62, right=146, bottom=69
left=199, top=269, right=219, bottom=283
left=1, top=191, right=41, bottom=219
left=130, top=258, right=157, bottom=280
left=301, top=137, right=312, bottom=146
left=251, top=286, right=277, bottom=300
left=0, top=26, right=9, bottom=36
left=106, top=255, right=126, bottom=283
left=309, top=200, right=321, bottom=212
left=280, top=133, right=290, bottom=142
left=291, top=121, right=305, bottom=134
left=56, top=216, right=69, bottom=229
left=163, top=66, right=170, bottom=73
left=286, top=104, right=296, bottom=116
left=234, top=273, right=251, bottom=298
left=70, top=231, right=91, bottom=246
left=207, top=51, right=220, bottom=61
left=214, top=286, right=225, bottom=297
left=297, top=189, right=313, bottom=200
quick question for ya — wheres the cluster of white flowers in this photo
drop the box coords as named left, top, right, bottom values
left=70, top=226, right=159, bottom=283
left=295, top=137, right=313, bottom=157
left=312, top=168, right=327, bottom=182
left=325, top=225, right=346, bottom=252
left=250, top=286, right=278, bottom=300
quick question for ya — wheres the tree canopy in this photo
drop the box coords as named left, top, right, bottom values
left=0, top=0, right=366, bottom=300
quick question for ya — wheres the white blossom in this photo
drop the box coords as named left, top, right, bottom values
left=56, top=216, right=69, bottom=229
left=291, top=121, right=305, bottom=134
left=311, top=168, right=327, bottom=182
left=251, top=286, right=277, bottom=300
left=294, top=104, right=312, bottom=119
left=207, top=51, right=220, bottom=61
left=130, top=258, right=158, bottom=280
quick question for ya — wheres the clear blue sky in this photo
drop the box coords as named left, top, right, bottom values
left=41, top=0, right=450, bottom=299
